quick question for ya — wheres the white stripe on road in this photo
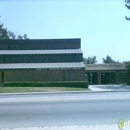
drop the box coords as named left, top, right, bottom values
left=0, top=96, right=130, bottom=104
left=1, top=124, right=129, bottom=130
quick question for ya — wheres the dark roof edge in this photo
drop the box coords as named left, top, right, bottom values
left=0, top=38, right=81, bottom=41
left=0, top=38, right=81, bottom=45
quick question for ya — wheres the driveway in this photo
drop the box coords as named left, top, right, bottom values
left=89, top=84, right=130, bottom=91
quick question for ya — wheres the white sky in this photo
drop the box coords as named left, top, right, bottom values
left=0, top=0, right=130, bottom=63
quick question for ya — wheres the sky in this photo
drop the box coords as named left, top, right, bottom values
left=0, top=0, right=130, bottom=63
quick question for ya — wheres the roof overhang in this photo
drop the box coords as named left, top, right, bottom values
left=85, top=64, right=126, bottom=71
left=0, top=49, right=82, bottom=55
left=0, top=62, right=85, bottom=70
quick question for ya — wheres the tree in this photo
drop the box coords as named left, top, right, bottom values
left=124, top=61, right=130, bottom=84
left=125, top=0, right=130, bottom=21
left=124, top=61, right=130, bottom=74
left=102, top=55, right=120, bottom=64
left=125, top=62, right=130, bottom=71
left=0, top=23, right=10, bottom=39
left=83, top=56, right=97, bottom=64
left=0, top=19, right=29, bottom=39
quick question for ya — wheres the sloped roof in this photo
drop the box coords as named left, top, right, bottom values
left=0, top=62, right=85, bottom=70
left=0, top=49, right=82, bottom=55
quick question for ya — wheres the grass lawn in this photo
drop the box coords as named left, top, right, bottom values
left=0, top=87, right=90, bottom=93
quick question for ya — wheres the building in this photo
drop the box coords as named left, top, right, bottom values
left=85, top=64, right=128, bottom=84
left=0, top=38, right=128, bottom=86
left=0, top=38, right=85, bottom=86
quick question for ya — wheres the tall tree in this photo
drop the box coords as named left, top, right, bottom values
left=102, top=55, right=120, bottom=64
left=125, top=0, right=130, bottom=21
left=0, top=19, right=29, bottom=39
left=0, top=23, right=9, bottom=39
left=125, top=62, right=130, bottom=72
left=124, top=1, right=130, bottom=83
left=124, top=61, right=130, bottom=84
left=83, top=56, right=97, bottom=64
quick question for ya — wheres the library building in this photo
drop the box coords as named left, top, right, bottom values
left=0, top=38, right=128, bottom=85
left=0, top=38, right=85, bottom=85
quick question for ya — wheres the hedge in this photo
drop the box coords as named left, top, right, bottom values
left=127, top=80, right=130, bottom=85
left=4, top=81, right=89, bottom=88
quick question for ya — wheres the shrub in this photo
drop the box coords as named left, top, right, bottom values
left=127, top=80, right=130, bottom=85
left=4, top=81, right=89, bottom=88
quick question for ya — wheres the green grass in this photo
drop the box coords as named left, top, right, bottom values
left=0, top=87, right=90, bottom=93
left=4, top=81, right=89, bottom=88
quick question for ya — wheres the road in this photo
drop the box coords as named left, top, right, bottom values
left=0, top=92, right=130, bottom=128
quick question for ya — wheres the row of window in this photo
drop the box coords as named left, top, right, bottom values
left=0, top=43, right=80, bottom=50
left=0, top=54, right=82, bottom=63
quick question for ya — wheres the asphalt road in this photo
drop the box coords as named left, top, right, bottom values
left=0, top=92, right=130, bottom=128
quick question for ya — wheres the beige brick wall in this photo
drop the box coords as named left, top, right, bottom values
left=4, top=69, right=84, bottom=82
left=4, top=70, right=63, bottom=82
left=75, top=69, right=85, bottom=81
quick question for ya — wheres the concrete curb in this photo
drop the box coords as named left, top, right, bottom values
left=0, top=90, right=130, bottom=96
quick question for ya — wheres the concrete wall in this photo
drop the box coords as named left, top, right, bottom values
left=85, top=64, right=126, bottom=71
left=3, top=69, right=84, bottom=82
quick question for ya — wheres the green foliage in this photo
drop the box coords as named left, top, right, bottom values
left=83, top=56, right=97, bottom=64
left=127, top=80, right=130, bottom=85
left=125, top=61, right=130, bottom=72
left=0, top=24, right=9, bottom=39
left=124, top=61, right=130, bottom=84
left=102, top=55, right=120, bottom=64
left=125, top=0, right=130, bottom=21
left=4, top=81, right=89, bottom=88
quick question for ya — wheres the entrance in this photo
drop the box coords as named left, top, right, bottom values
left=101, top=72, right=115, bottom=84
left=85, top=72, right=98, bottom=84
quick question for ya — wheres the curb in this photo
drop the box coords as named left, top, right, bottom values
left=0, top=125, right=119, bottom=130
left=0, top=90, right=130, bottom=96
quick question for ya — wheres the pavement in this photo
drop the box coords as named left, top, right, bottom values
left=89, top=84, right=130, bottom=91
left=1, top=92, right=130, bottom=130
left=1, top=124, right=130, bottom=130
left=1, top=85, right=130, bottom=130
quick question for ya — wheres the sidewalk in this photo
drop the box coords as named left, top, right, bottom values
left=1, top=125, right=129, bottom=130
left=0, top=125, right=119, bottom=130
left=89, top=84, right=130, bottom=91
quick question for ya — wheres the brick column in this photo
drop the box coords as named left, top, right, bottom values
left=98, top=71, right=101, bottom=84
left=115, top=71, right=119, bottom=84
left=0, top=71, right=4, bottom=87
